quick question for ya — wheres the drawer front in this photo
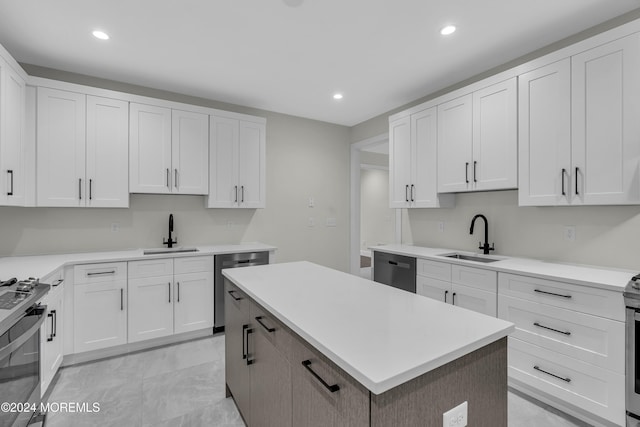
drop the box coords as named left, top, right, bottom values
left=416, top=276, right=451, bottom=303
left=451, top=265, right=497, bottom=291
left=74, top=262, right=127, bottom=284
left=174, top=255, right=214, bottom=275
left=498, top=273, right=624, bottom=321
left=499, top=295, right=624, bottom=372
left=251, top=303, right=294, bottom=363
left=416, top=259, right=451, bottom=281
left=508, top=338, right=624, bottom=425
left=128, top=258, right=174, bottom=279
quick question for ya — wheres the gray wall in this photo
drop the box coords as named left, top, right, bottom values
left=1, top=66, right=352, bottom=272
left=351, top=9, right=640, bottom=271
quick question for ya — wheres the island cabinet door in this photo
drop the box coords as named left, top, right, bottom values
left=224, top=280, right=252, bottom=420
left=290, top=333, right=369, bottom=427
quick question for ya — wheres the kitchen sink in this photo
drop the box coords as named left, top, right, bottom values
left=440, top=253, right=500, bottom=263
left=143, top=247, right=199, bottom=255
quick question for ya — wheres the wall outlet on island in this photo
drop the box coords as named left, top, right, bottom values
left=443, top=401, right=467, bottom=427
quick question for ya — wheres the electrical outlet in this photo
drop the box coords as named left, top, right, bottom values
left=110, top=223, right=119, bottom=233
left=308, top=197, right=315, bottom=208
left=563, top=225, right=576, bottom=242
left=227, top=221, right=235, bottom=228
left=308, top=217, right=315, bottom=227
left=437, top=221, right=445, bottom=232
left=443, top=401, right=467, bottom=427
left=326, top=218, right=337, bottom=227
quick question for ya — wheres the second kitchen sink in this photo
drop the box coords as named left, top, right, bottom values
left=440, top=253, right=500, bottom=263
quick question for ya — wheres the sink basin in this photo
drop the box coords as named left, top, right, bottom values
left=143, top=247, right=199, bottom=255
left=440, top=253, right=500, bottom=263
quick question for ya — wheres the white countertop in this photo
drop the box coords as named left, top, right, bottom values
left=370, top=244, right=635, bottom=292
left=0, top=242, right=276, bottom=281
left=222, top=261, right=514, bottom=395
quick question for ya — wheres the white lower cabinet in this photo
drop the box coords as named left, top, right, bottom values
left=498, top=272, right=624, bottom=426
left=128, top=256, right=213, bottom=342
left=40, top=281, right=64, bottom=396
left=73, top=263, right=128, bottom=353
left=415, top=259, right=497, bottom=317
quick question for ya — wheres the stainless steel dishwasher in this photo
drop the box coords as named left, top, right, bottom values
left=214, top=251, right=269, bottom=332
left=373, top=251, right=416, bottom=293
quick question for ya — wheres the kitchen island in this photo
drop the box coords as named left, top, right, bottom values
left=223, top=261, right=514, bottom=427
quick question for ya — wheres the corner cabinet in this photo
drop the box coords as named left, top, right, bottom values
left=389, top=107, right=454, bottom=208
left=519, top=33, right=640, bottom=206
left=129, top=103, right=209, bottom=195
left=36, top=88, right=129, bottom=207
left=437, top=78, right=517, bottom=193
left=208, top=115, right=266, bottom=208
left=0, top=57, right=27, bottom=206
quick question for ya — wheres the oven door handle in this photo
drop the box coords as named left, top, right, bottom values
left=0, top=305, right=47, bottom=360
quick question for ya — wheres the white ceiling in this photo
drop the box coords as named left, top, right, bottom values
left=0, top=1, right=639, bottom=126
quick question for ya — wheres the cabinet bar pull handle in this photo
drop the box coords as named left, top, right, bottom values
left=302, top=360, right=340, bottom=393
left=241, top=185, right=244, bottom=203
left=7, top=170, right=13, bottom=196
left=444, top=290, right=448, bottom=303
left=166, top=168, right=170, bottom=188
left=177, top=282, right=180, bottom=302
left=52, top=279, right=64, bottom=286
left=473, top=161, right=477, bottom=183
left=255, top=316, right=276, bottom=333
left=533, top=322, right=571, bottom=336
left=87, top=270, right=116, bottom=276
left=410, top=184, right=415, bottom=202
left=405, top=185, right=409, bottom=202
left=575, top=167, right=579, bottom=195
left=452, top=292, right=456, bottom=305
left=533, top=365, right=571, bottom=383
left=120, top=288, right=124, bottom=311
left=168, top=282, right=171, bottom=303
left=89, top=179, right=92, bottom=200
left=242, top=324, right=248, bottom=359
left=228, top=289, right=243, bottom=301
left=561, top=169, right=567, bottom=196
left=534, top=289, right=572, bottom=299
left=47, top=311, right=55, bottom=342
left=52, top=309, right=57, bottom=338
left=79, top=178, right=82, bottom=200
left=235, top=185, right=238, bottom=203
left=175, top=169, right=178, bottom=189
left=465, top=163, right=469, bottom=183
left=246, top=327, right=254, bottom=366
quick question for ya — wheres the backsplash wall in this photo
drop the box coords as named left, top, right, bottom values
left=402, top=190, right=640, bottom=270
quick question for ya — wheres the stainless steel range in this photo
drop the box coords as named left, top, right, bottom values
left=624, top=274, right=640, bottom=426
left=0, top=277, right=50, bottom=427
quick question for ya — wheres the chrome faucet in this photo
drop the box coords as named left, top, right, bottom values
left=163, top=214, right=177, bottom=248
left=470, top=214, right=494, bottom=255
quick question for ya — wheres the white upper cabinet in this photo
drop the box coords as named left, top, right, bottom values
left=86, top=96, right=129, bottom=207
left=389, top=108, right=454, bottom=208
left=571, top=33, right=640, bottom=205
left=36, top=87, right=86, bottom=207
left=208, top=115, right=266, bottom=208
left=37, top=88, right=129, bottom=207
left=0, top=59, right=26, bottom=205
left=518, top=59, right=572, bottom=206
left=129, top=103, right=172, bottom=194
left=519, top=33, right=640, bottom=206
left=438, top=78, right=517, bottom=193
left=172, top=109, right=209, bottom=194
left=130, top=104, right=208, bottom=195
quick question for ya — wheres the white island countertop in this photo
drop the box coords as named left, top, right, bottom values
left=223, top=261, right=514, bottom=395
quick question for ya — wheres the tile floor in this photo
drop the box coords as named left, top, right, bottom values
left=45, top=334, right=589, bottom=427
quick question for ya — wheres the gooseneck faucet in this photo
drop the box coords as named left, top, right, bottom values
left=163, top=214, right=177, bottom=248
left=470, top=214, right=494, bottom=255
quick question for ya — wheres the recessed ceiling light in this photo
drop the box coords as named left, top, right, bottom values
left=333, top=93, right=343, bottom=100
left=92, top=30, right=110, bottom=40
left=440, top=25, right=456, bottom=36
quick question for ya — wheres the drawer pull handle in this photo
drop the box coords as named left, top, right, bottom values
left=533, top=322, right=571, bottom=336
left=255, top=316, right=276, bottom=333
left=87, top=270, right=116, bottom=276
left=533, top=289, right=571, bottom=299
left=444, top=290, right=448, bottom=303
left=533, top=365, right=571, bottom=383
left=52, top=279, right=64, bottom=286
left=302, top=360, right=340, bottom=393
left=228, top=290, right=243, bottom=301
